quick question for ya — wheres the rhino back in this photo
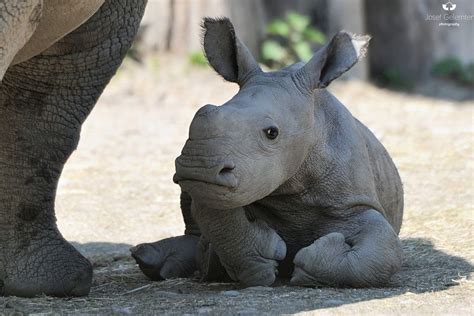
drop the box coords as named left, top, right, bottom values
left=312, top=90, right=403, bottom=233
left=353, top=118, right=404, bottom=233
left=313, top=89, right=403, bottom=233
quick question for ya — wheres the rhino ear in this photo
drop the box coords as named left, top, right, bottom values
left=295, top=32, right=370, bottom=90
left=202, top=17, right=261, bottom=85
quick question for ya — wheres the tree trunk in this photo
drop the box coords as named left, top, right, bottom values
left=365, top=0, right=474, bottom=82
left=138, top=0, right=266, bottom=56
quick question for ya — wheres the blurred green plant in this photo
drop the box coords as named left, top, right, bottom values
left=432, top=57, right=474, bottom=86
left=189, top=51, right=208, bottom=67
left=149, top=55, right=160, bottom=75
left=380, top=68, right=414, bottom=91
left=261, top=12, right=326, bottom=68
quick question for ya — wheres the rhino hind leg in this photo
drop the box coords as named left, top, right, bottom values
left=291, top=209, right=402, bottom=288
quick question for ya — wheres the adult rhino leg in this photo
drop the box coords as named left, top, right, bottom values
left=291, top=209, right=402, bottom=288
left=0, top=0, right=146, bottom=297
left=192, top=204, right=287, bottom=287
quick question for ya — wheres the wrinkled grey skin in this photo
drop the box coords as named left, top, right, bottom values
left=0, top=0, right=146, bottom=297
left=132, top=17, right=403, bottom=288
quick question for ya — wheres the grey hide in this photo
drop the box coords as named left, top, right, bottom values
left=132, top=17, right=403, bottom=288
left=0, top=0, right=147, bottom=297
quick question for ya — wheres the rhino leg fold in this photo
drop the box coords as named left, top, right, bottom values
left=192, top=204, right=287, bottom=287
left=291, top=209, right=402, bottom=288
left=196, top=235, right=233, bottom=282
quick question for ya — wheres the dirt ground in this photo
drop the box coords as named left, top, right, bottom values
left=1, top=56, right=473, bottom=315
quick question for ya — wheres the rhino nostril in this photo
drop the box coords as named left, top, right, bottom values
left=216, top=162, right=238, bottom=188
left=218, top=162, right=235, bottom=176
left=219, top=167, right=234, bottom=175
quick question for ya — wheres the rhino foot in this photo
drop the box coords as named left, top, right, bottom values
left=1, top=233, right=92, bottom=297
left=291, top=210, right=402, bottom=288
left=131, top=235, right=199, bottom=280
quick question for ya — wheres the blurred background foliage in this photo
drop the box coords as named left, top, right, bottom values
left=261, top=12, right=326, bottom=68
left=432, top=58, right=474, bottom=86
left=132, top=0, right=473, bottom=100
left=188, top=51, right=208, bottom=67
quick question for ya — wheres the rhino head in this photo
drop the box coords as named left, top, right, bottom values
left=173, top=17, right=369, bottom=210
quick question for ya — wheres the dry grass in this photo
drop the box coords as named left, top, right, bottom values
left=1, top=56, right=473, bottom=315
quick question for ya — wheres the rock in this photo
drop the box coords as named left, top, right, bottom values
left=325, top=299, right=345, bottom=306
left=221, top=290, right=240, bottom=296
left=243, top=286, right=274, bottom=292
left=112, top=307, right=133, bottom=314
left=237, top=308, right=258, bottom=315
left=198, top=307, right=213, bottom=314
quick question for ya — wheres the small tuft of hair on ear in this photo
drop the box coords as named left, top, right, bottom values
left=347, top=33, right=371, bottom=59
left=295, top=31, right=371, bottom=91
left=200, top=17, right=235, bottom=50
left=200, top=17, right=236, bottom=40
left=201, top=17, right=238, bottom=82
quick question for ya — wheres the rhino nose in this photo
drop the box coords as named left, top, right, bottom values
left=174, top=157, right=238, bottom=189
left=189, top=104, right=222, bottom=140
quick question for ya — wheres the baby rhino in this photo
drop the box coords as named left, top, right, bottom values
left=131, top=17, right=403, bottom=288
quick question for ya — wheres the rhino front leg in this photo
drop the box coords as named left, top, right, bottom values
left=192, top=203, right=287, bottom=287
left=131, top=191, right=201, bottom=280
left=291, top=209, right=402, bottom=288
left=130, top=234, right=200, bottom=280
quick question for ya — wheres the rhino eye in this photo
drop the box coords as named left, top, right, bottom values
left=264, top=126, right=279, bottom=140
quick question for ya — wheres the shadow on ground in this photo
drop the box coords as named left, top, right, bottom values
left=72, top=241, right=134, bottom=268
left=1, top=238, right=472, bottom=314
left=394, top=238, right=472, bottom=293
left=5, top=238, right=458, bottom=314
